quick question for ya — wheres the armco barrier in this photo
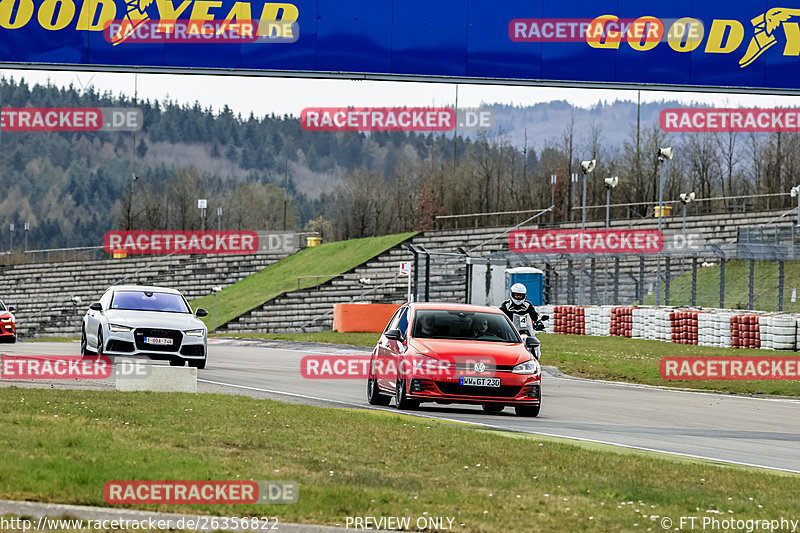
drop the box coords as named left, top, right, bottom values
left=544, top=305, right=799, bottom=351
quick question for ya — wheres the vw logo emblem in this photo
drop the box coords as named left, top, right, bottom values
left=474, top=361, right=486, bottom=373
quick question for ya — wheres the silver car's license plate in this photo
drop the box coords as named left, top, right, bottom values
left=144, top=337, right=173, bottom=345
left=460, top=377, right=500, bottom=387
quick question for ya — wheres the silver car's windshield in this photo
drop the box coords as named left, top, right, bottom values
left=110, top=291, right=191, bottom=313
left=412, top=310, right=521, bottom=343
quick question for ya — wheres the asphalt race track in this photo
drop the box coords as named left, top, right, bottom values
left=4, top=340, right=800, bottom=474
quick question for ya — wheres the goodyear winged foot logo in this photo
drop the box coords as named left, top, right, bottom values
left=110, top=0, right=151, bottom=45
left=740, top=7, right=800, bottom=67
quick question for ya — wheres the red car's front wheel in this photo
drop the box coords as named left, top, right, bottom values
left=395, top=379, right=419, bottom=410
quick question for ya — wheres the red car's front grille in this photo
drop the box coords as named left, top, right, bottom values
left=433, top=381, right=522, bottom=398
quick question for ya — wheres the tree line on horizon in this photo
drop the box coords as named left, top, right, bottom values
left=0, top=76, right=796, bottom=248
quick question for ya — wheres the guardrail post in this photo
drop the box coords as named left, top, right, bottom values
left=748, top=259, right=755, bottom=310
left=665, top=256, right=671, bottom=306
left=719, top=258, right=725, bottom=308
left=691, top=256, right=698, bottom=307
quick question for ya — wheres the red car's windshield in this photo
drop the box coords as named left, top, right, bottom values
left=412, top=310, right=520, bottom=343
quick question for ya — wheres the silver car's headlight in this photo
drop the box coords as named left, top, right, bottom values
left=108, top=324, right=133, bottom=333
left=184, top=329, right=205, bottom=337
left=513, top=358, right=540, bottom=375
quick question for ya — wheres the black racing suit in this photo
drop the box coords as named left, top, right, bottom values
left=499, top=299, right=539, bottom=330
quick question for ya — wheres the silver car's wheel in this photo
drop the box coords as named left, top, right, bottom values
left=96, top=329, right=104, bottom=356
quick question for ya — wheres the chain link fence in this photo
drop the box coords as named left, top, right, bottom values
left=469, top=224, right=800, bottom=313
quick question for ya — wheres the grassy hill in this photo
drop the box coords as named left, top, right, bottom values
left=645, top=259, right=800, bottom=312
left=191, top=232, right=416, bottom=328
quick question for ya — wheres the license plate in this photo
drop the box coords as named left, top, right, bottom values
left=144, top=337, right=173, bottom=345
left=460, top=377, right=500, bottom=387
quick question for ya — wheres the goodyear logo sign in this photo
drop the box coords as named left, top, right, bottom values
left=510, top=9, right=800, bottom=69
left=0, top=0, right=298, bottom=43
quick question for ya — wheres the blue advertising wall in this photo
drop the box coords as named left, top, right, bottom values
left=1, top=1, right=798, bottom=91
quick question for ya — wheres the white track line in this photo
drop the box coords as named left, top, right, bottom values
left=198, top=379, right=800, bottom=475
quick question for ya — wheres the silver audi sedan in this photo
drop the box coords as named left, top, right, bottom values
left=81, top=285, right=208, bottom=369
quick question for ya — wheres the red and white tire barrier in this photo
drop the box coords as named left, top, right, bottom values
left=611, top=307, right=635, bottom=337
left=541, top=305, right=799, bottom=351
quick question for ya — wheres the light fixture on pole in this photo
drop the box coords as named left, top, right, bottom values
left=578, top=159, right=596, bottom=306
left=198, top=199, right=207, bottom=232
left=23, top=222, right=29, bottom=253
left=603, top=176, right=619, bottom=306
left=550, top=174, right=557, bottom=224
left=603, top=176, right=619, bottom=230
left=580, top=159, right=596, bottom=231
left=655, top=147, right=673, bottom=307
left=679, top=192, right=696, bottom=238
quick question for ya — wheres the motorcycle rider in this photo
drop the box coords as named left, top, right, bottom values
left=501, top=282, right=542, bottom=359
left=500, top=282, right=539, bottom=327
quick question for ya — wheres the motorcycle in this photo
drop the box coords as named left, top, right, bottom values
left=513, top=313, right=549, bottom=360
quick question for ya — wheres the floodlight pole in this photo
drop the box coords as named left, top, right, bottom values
left=682, top=200, right=688, bottom=241
left=582, top=170, right=588, bottom=231
left=656, top=155, right=667, bottom=306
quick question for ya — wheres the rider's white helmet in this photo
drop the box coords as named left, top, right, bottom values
left=510, top=283, right=527, bottom=304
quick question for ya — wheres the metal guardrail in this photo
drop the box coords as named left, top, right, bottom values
left=297, top=274, right=342, bottom=290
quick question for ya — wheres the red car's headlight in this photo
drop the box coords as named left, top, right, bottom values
left=513, top=359, right=541, bottom=375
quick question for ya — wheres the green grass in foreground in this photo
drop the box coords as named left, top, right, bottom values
left=1, top=388, right=797, bottom=533
left=644, top=259, right=800, bottom=311
left=191, top=232, right=416, bottom=329
left=218, top=331, right=800, bottom=396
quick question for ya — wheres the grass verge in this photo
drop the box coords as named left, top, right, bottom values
left=211, top=331, right=380, bottom=347
left=541, top=333, right=800, bottom=396
left=1, top=388, right=797, bottom=533
left=190, top=232, right=416, bottom=329
left=213, top=331, right=800, bottom=396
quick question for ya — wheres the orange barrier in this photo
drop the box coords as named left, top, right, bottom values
left=333, top=303, right=402, bottom=333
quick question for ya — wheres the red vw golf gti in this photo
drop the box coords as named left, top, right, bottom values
left=367, top=303, right=542, bottom=417
left=0, top=299, right=16, bottom=343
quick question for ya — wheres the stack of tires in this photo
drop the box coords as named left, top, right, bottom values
left=730, top=315, right=761, bottom=349
left=586, top=306, right=612, bottom=336
left=758, top=315, right=796, bottom=350
left=670, top=310, right=701, bottom=345
left=611, top=307, right=636, bottom=337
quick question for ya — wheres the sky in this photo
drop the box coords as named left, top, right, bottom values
left=6, top=69, right=800, bottom=117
